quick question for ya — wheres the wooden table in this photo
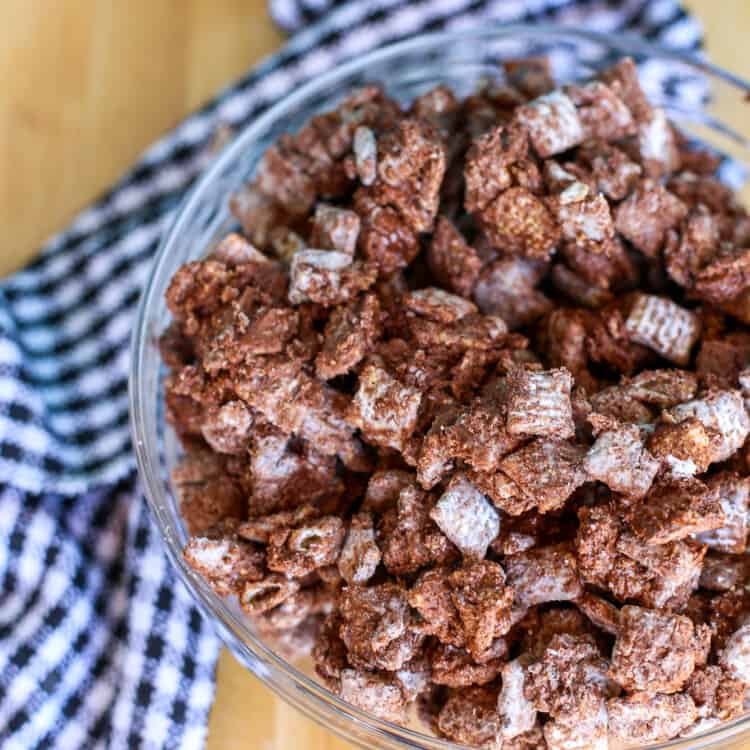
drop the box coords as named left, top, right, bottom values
left=3, top=2, right=750, bottom=748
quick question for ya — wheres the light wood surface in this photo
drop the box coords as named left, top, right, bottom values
left=3, top=2, right=750, bottom=749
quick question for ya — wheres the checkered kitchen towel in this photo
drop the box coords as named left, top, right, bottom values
left=0, top=1, right=705, bottom=748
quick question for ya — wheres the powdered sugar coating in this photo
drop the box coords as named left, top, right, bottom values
left=506, top=367, right=575, bottom=439
left=430, top=474, right=499, bottom=558
left=720, top=622, right=750, bottom=684
left=669, top=389, right=750, bottom=463
left=625, top=293, right=701, bottom=365
left=497, top=658, right=537, bottom=739
left=516, top=90, right=584, bottom=157
left=584, top=424, right=659, bottom=499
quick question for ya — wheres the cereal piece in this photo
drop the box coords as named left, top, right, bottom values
left=694, top=247, right=750, bottom=306
left=543, top=160, right=591, bottom=193
left=288, top=249, right=376, bottom=306
left=575, top=505, right=621, bottom=589
left=699, top=552, right=750, bottom=592
left=584, top=424, right=659, bottom=499
left=506, top=367, right=575, bottom=439
left=430, top=474, right=499, bottom=559
left=627, top=477, right=724, bottom=545
left=315, top=292, right=382, bottom=379
left=269, top=226, right=306, bottom=263
left=578, top=140, right=642, bottom=201
left=473, top=257, right=552, bottom=330
left=567, top=81, right=635, bottom=141
left=449, top=560, right=515, bottom=659
left=516, top=90, right=584, bottom=158
left=576, top=505, right=706, bottom=610
left=347, top=364, right=422, bottom=452
left=637, top=108, right=680, bottom=178
left=599, top=57, right=652, bottom=120
left=353, top=126, right=377, bottom=186
left=436, top=686, right=503, bottom=750
left=608, top=692, right=697, bottom=744
left=647, top=418, right=719, bottom=477
left=267, top=516, right=345, bottom=578
left=497, top=658, right=537, bottom=740
left=544, top=717, right=605, bottom=750
left=172, top=450, right=244, bottom=534
left=313, top=614, right=348, bottom=689
left=247, top=424, right=342, bottom=515
left=310, top=204, right=361, bottom=255
left=619, top=532, right=706, bottom=611
left=418, top=394, right=523, bottom=488
left=427, top=217, right=482, bottom=298
left=410, top=83, right=460, bottom=130
left=624, top=368, right=698, bottom=407
left=468, top=468, right=536, bottom=517
left=257, top=586, right=331, bottom=633
left=237, top=505, right=319, bottom=543
left=409, top=567, right=465, bottom=647
left=372, top=119, right=447, bottom=233
left=665, top=210, right=721, bottom=288
left=584, top=305, right=654, bottom=375
left=380, top=485, right=456, bottom=576
left=408, top=312, right=508, bottom=352
left=239, top=573, right=301, bottom=615
left=464, top=123, right=527, bottom=212
left=544, top=699, right=608, bottom=750
left=610, top=605, right=709, bottom=693
left=551, top=264, right=613, bottom=308
left=183, top=526, right=265, bottom=596
left=499, top=440, right=587, bottom=513
left=212, top=232, right=272, bottom=266
left=361, top=469, right=415, bottom=513
left=625, top=293, right=701, bottom=365
left=615, top=181, right=688, bottom=257
left=560, top=235, right=639, bottom=291
left=338, top=512, right=381, bottom=585
left=576, top=592, right=620, bottom=636
left=255, top=141, right=316, bottom=216
left=394, top=655, right=431, bottom=703
left=200, top=400, right=254, bottom=455
left=539, top=308, right=589, bottom=378
left=404, top=287, right=477, bottom=324
left=355, top=192, right=420, bottom=275
left=430, top=643, right=506, bottom=687
left=550, top=192, right=615, bottom=252
left=695, top=473, right=750, bottom=553
left=697, top=333, right=750, bottom=390
left=520, top=608, right=594, bottom=661
left=339, top=669, right=406, bottom=724
left=719, top=622, right=750, bottom=684
left=229, top=183, right=291, bottom=250
left=505, top=544, right=583, bottom=607
left=686, top=665, right=745, bottom=720
left=524, top=633, right=609, bottom=722
left=668, top=389, right=750, bottom=463
left=504, top=57, right=555, bottom=98
left=479, top=187, right=561, bottom=259
left=339, top=583, right=424, bottom=672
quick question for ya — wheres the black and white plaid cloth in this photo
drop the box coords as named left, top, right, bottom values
left=0, top=1, right=705, bottom=748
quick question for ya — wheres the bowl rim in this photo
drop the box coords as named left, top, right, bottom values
left=130, top=23, right=750, bottom=750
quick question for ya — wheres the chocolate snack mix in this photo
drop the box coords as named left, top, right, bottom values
left=167, top=56, right=750, bottom=748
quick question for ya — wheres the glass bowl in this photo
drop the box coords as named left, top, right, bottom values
left=130, top=24, right=750, bottom=750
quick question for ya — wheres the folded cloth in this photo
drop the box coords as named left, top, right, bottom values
left=0, top=1, right=703, bottom=748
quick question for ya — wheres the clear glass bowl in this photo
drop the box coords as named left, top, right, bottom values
left=130, top=25, right=750, bottom=750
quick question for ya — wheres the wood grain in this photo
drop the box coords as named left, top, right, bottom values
left=3, top=2, right=750, bottom=749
